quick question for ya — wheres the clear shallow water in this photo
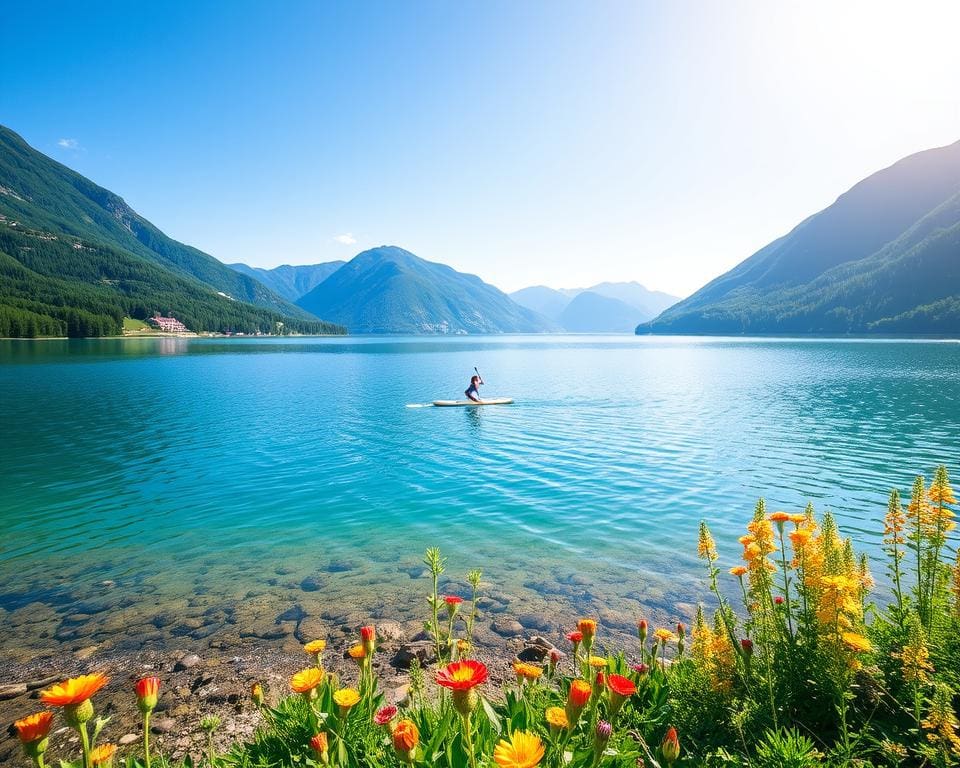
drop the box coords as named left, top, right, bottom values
left=1, top=335, right=958, bottom=661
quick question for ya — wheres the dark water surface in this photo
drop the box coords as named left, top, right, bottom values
left=1, top=335, right=958, bottom=661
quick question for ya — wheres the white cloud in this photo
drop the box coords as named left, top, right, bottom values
left=57, top=138, right=79, bottom=149
left=334, top=233, right=357, bottom=245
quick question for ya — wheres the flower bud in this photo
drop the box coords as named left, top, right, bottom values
left=661, top=726, right=680, bottom=764
left=594, top=720, right=612, bottom=756
left=360, top=625, right=376, bottom=657
left=135, top=676, right=160, bottom=715
left=740, top=638, right=754, bottom=656
left=251, top=682, right=265, bottom=708
left=637, top=619, right=648, bottom=646
left=310, top=733, right=329, bottom=764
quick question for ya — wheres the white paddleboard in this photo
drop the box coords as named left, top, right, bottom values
left=432, top=398, right=514, bottom=407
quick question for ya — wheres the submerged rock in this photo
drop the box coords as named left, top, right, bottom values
left=490, top=619, right=524, bottom=637
left=392, top=640, right=437, bottom=669
left=174, top=653, right=201, bottom=671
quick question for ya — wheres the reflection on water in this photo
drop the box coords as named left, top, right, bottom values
left=0, top=335, right=958, bottom=662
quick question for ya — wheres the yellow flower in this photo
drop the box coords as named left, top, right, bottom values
left=841, top=632, right=872, bottom=653
left=290, top=668, right=324, bottom=694
left=788, top=513, right=807, bottom=525
left=653, top=628, right=678, bottom=644
left=493, top=730, right=545, bottom=768
left=789, top=529, right=811, bottom=549
left=512, top=661, right=543, bottom=680
left=333, top=688, right=360, bottom=709
left=698, top=521, right=717, bottom=561
left=90, top=744, right=117, bottom=767
left=40, top=674, right=109, bottom=706
left=729, top=566, right=748, bottom=577
left=304, top=640, right=327, bottom=655
left=587, top=656, right=608, bottom=668
left=545, top=706, right=569, bottom=730
left=922, top=683, right=960, bottom=758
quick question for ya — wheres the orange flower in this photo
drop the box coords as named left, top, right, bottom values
left=40, top=673, right=109, bottom=706
left=310, top=732, right=329, bottom=759
left=789, top=529, right=812, bottom=548
left=304, top=639, right=327, bottom=655
left=788, top=513, right=807, bottom=525
left=90, top=743, right=117, bottom=766
left=393, top=719, right=420, bottom=752
left=577, top=619, right=597, bottom=640
left=135, top=676, right=160, bottom=713
left=661, top=727, right=680, bottom=764
left=290, top=667, right=324, bottom=694
left=348, top=644, right=367, bottom=662
left=768, top=511, right=791, bottom=524
left=435, top=659, right=488, bottom=691
left=14, top=712, right=53, bottom=743
left=567, top=679, right=592, bottom=708
left=729, top=566, right=748, bottom=577
left=512, top=661, right=542, bottom=681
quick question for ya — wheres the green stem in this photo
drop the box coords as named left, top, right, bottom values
left=78, top=721, right=92, bottom=768
left=462, top=712, right=477, bottom=768
left=777, top=528, right=794, bottom=639
left=144, top=711, right=152, bottom=768
left=207, top=731, right=215, bottom=767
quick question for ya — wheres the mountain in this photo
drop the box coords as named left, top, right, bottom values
left=641, top=140, right=960, bottom=335
left=296, top=246, right=558, bottom=334
left=511, top=281, right=678, bottom=331
left=509, top=285, right=577, bottom=319
left=558, top=291, right=650, bottom=332
left=228, top=261, right=345, bottom=302
left=0, top=125, right=344, bottom=336
left=588, top=282, right=678, bottom=318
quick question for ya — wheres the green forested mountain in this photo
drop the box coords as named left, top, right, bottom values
left=640, top=139, right=960, bottom=335
left=296, top=246, right=558, bottom=333
left=228, top=261, right=345, bottom=302
left=0, top=125, right=344, bottom=337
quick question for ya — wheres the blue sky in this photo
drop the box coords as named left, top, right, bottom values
left=2, top=1, right=959, bottom=297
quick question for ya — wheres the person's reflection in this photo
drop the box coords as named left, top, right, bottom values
left=464, top=406, right=482, bottom=433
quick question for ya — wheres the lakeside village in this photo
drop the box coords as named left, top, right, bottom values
left=125, top=315, right=280, bottom=338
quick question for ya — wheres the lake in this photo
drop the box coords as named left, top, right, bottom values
left=1, top=335, right=958, bottom=663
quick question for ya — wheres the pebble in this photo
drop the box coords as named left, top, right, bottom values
left=391, top=640, right=437, bottom=669
left=151, top=717, right=176, bottom=734
left=490, top=619, right=524, bottom=637
left=119, top=734, right=140, bottom=746
left=175, top=653, right=201, bottom=671
left=517, top=613, right=554, bottom=632
left=0, top=683, right=27, bottom=700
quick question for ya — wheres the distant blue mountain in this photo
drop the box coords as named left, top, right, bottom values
left=229, top=261, right=345, bottom=302
left=511, top=281, right=678, bottom=332
left=296, top=246, right=559, bottom=334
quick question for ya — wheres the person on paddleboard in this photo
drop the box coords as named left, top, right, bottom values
left=465, top=373, right=484, bottom=402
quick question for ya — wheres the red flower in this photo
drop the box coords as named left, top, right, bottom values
left=435, top=659, right=488, bottom=691
left=444, top=595, right=464, bottom=605
left=360, top=625, right=375, bottom=641
left=14, top=712, right=54, bottom=743
left=631, top=663, right=649, bottom=675
left=740, top=638, right=754, bottom=655
left=567, top=679, right=592, bottom=708
left=566, top=631, right=583, bottom=644
left=774, top=596, right=785, bottom=605
left=374, top=705, right=398, bottom=726
left=606, top=674, right=637, bottom=697
left=134, top=677, right=160, bottom=712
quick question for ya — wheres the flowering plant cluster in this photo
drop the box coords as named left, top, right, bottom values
left=10, top=465, right=959, bottom=768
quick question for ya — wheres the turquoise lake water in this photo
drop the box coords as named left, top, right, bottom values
left=1, top=335, right=958, bottom=661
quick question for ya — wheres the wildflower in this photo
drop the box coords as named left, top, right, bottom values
left=606, top=673, right=636, bottom=718
left=653, top=628, right=678, bottom=644
left=788, top=513, right=807, bottom=525
left=40, top=672, right=108, bottom=710
left=545, top=706, right=569, bottom=735
left=494, top=730, right=545, bottom=768
left=897, top=614, right=934, bottom=685
left=789, top=529, right=811, bottom=549
left=929, top=465, right=957, bottom=506
left=588, top=655, right=608, bottom=669
left=698, top=521, right=717, bottom=561
left=333, top=687, right=360, bottom=717
left=729, top=566, right=748, bottom=577
left=41, top=673, right=108, bottom=729
left=348, top=643, right=367, bottom=665
left=392, top=719, right=420, bottom=763
left=436, top=659, right=487, bottom=716
left=304, top=639, right=327, bottom=654
left=922, top=683, right=960, bottom=758
left=457, top=639, right=471, bottom=659
left=774, top=596, right=784, bottom=605
left=566, top=630, right=583, bottom=646
left=251, top=682, right=265, bottom=708
left=14, top=711, right=53, bottom=764
left=631, top=663, right=649, bottom=676
left=661, top=727, right=681, bottom=764
left=548, top=648, right=562, bottom=675
left=290, top=667, right=324, bottom=696
left=135, top=676, right=160, bottom=714
left=769, top=511, right=791, bottom=530
left=593, top=721, right=612, bottom=758
left=374, top=705, right=398, bottom=727
left=444, top=595, right=464, bottom=616
left=310, top=733, right=329, bottom=764
left=577, top=618, right=597, bottom=641
left=360, top=625, right=376, bottom=656
left=513, top=661, right=543, bottom=683
left=637, top=619, right=648, bottom=645
left=740, top=638, right=754, bottom=656
left=90, top=744, right=117, bottom=767
left=841, top=632, right=872, bottom=653
left=565, top=679, right=592, bottom=725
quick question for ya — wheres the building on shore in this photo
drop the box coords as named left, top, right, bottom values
left=149, top=315, right=188, bottom=333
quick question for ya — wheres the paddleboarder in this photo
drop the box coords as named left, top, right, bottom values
left=465, top=371, right=484, bottom=402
